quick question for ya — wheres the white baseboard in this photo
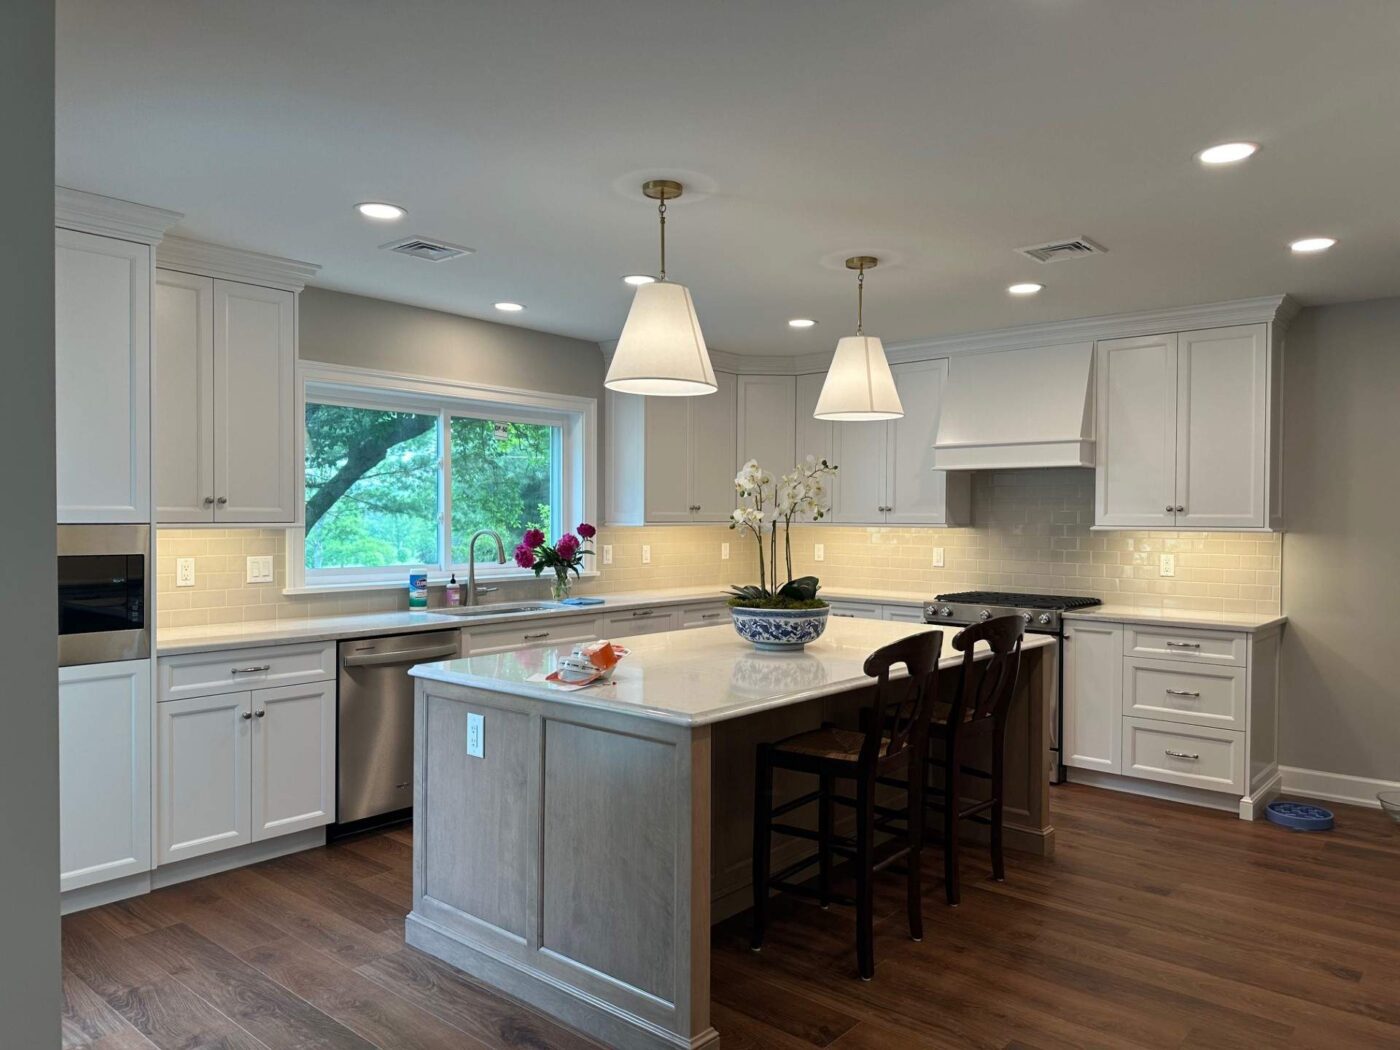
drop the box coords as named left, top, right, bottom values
left=1065, top=768, right=1239, bottom=814
left=1279, top=766, right=1400, bottom=810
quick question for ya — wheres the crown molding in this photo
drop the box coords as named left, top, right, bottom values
left=54, top=187, right=182, bottom=245
left=157, top=236, right=320, bottom=291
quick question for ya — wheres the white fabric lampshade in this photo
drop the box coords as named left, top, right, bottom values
left=813, top=335, right=904, bottom=420
left=605, top=281, right=717, bottom=396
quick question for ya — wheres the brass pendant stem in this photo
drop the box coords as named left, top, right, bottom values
left=659, top=198, right=667, bottom=281
left=856, top=266, right=864, bottom=335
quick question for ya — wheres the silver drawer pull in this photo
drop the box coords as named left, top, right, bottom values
left=1165, top=688, right=1201, bottom=698
left=1164, top=749, right=1200, bottom=760
left=231, top=664, right=270, bottom=674
left=1165, top=642, right=1201, bottom=649
left=523, top=632, right=551, bottom=641
left=834, top=612, right=855, bottom=618
left=701, top=612, right=723, bottom=619
left=631, top=609, right=654, bottom=618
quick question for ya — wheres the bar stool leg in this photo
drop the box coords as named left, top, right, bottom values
left=751, top=744, right=774, bottom=951
left=990, top=723, right=1007, bottom=883
left=943, top=745, right=962, bottom=907
left=906, top=748, right=925, bottom=942
left=818, top=772, right=833, bottom=908
left=855, top=779, right=875, bottom=980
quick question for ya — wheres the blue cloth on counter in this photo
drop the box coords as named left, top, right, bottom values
left=559, top=596, right=606, bottom=605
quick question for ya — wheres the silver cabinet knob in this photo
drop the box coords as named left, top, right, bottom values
left=1165, top=505, right=1175, bottom=513
left=203, top=496, right=215, bottom=505
left=979, top=609, right=991, bottom=620
left=1175, top=505, right=1185, bottom=513
left=240, top=711, right=252, bottom=720
left=1021, top=612, right=1032, bottom=624
left=216, top=496, right=228, bottom=505
left=254, top=709, right=265, bottom=718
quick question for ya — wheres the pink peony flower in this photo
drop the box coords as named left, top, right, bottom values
left=512, top=543, right=536, bottom=569
left=556, top=533, right=580, bottom=560
left=523, top=528, right=546, bottom=549
left=576, top=522, right=596, bottom=539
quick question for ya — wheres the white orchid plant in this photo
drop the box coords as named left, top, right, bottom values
left=728, top=456, right=838, bottom=609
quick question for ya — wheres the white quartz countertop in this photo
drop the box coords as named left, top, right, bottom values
left=409, top=619, right=1055, bottom=727
left=1062, top=605, right=1287, bottom=632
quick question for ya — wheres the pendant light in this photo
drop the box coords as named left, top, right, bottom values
left=605, top=179, right=717, bottom=396
left=813, top=256, right=903, bottom=421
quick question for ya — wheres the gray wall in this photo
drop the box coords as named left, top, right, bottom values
left=0, top=0, right=60, bottom=1042
left=1280, top=298, right=1400, bottom=782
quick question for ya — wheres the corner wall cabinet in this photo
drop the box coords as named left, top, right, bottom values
left=736, top=374, right=796, bottom=473
left=1095, top=324, right=1276, bottom=530
left=155, top=268, right=297, bottom=523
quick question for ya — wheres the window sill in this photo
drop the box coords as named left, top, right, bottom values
left=283, top=569, right=601, bottom=597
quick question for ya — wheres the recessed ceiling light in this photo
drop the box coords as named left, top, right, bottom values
left=494, top=301, right=525, bottom=312
left=1197, top=142, right=1259, bottom=166
left=622, top=274, right=656, bottom=286
left=355, top=201, right=406, bottom=221
left=787, top=318, right=818, bottom=329
left=1008, top=282, right=1044, bottom=296
left=1290, top=237, right=1336, bottom=254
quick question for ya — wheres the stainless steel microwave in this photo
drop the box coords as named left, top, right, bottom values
left=57, top=524, right=150, bottom=667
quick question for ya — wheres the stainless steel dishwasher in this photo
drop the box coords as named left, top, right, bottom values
left=334, top=629, right=460, bottom=835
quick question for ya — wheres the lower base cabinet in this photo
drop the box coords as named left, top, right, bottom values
left=59, top=660, right=152, bottom=891
left=157, top=680, right=334, bottom=865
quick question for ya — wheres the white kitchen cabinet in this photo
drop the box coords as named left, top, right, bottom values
left=881, top=605, right=927, bottom=624
left=826, top=600, right=884, bottom=620
left=737, top=374, right=796, bottom=473
left=156, top=272, right=296, bottom=523
left=59, top=661, right=152, bottom=891
left=1095, top=324, right=1273, bottom=530
left=830, top=419, right=887, bottom=523
left=794, top=373, right=834, bottom=522
left=55, top=229, right=152, bottom=523
left=157, top=690, right=252, bottom=864
left=1063, top=622, right=1123, bottom=774
left=602, top=607, right=681, bottom=637
left=608, top=371, right=737, bottom=524
left=251, top=681, right=335, bottom=841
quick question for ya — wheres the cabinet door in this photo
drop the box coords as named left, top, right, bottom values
left=1095, top=334, right=1178, bottom=528
left=690, top=370, right=738, bottom=521
left=642, top=394, right=694, bottom=523
left=1063, top=623, right=1123, bottom=773
left=59, top=661, right=152, bottom=891
left=1175, top=325, right=1268, bottom=529
left=154, top=270, right=215, bottom=522
left=213, top=280, right=296, bottom=522
left=830, top=419, right=887, bottom=523
left=157, top=691, right=252, bottom=864
left=793, top=373, right=834, bottom=521
left=55, top=229, right=151, bottom=523
left=886, top=360, right=964, bottom=525
left=251, top=681, right=335, bottom=841
left=737, top=374, right=796, bottom=475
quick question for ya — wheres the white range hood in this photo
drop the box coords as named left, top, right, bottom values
left=933, top=341, right=1095, bottom=470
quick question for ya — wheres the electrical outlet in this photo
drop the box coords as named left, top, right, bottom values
left=641, top=544, right=651, bottom=564
left=1159, top=553, right=1175, bottom=577
left=466, top=712, right=484, bottom=758
left=721, top=542, right=730, bottom=561
left=814, top=543, right=825, bottom=562
left=602, top=544, right=613, bottom=565
left=246, top=555, right=274, bottom=584
left=176, top=558, right=195, bottom=587
left=932, top=547, right=945, bottom=568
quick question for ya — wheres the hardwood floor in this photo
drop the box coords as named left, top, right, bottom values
left=61, top=785, right=1400, bottom=1049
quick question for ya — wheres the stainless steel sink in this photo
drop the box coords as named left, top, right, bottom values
left=436, top=601, right=570, bottom=618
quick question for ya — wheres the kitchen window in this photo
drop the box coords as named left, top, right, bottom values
left=287, top=363, right=595, bottom=590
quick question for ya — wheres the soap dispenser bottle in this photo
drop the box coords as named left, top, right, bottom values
left=445, top=573, right=462, bottom=607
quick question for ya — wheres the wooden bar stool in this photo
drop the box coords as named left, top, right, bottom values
left=885, top=615, right=1024, bottom=906
left=750, top=631, right=942, bottom=981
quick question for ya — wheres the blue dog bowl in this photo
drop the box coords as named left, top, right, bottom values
left=1265, top=800, right=1334, bottom=831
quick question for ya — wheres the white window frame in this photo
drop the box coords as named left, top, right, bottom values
left=287, top=361, right=596, bottom=592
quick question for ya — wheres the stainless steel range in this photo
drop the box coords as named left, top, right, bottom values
left=923, top=591, right=1102, bottom=782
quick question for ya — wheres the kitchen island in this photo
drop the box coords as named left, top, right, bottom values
left=407, top=619, right=1056, bottom=1050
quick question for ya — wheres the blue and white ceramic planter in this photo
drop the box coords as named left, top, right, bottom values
left=730, top=605, right=830, bottom=651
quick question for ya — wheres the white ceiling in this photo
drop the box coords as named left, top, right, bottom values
left=56, top=1, right=1400, bottom=355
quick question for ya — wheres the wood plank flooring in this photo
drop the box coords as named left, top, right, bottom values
left=60, top=785, right=1400, bottom=1049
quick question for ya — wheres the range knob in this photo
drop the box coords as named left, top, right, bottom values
left=1038, top=613, right=1053, bottom=625
left=1020, top=612, right=1032, bottom=624
left=940, top=606, right=953, bottom=617
left=979, top=608, right=992, bottom=621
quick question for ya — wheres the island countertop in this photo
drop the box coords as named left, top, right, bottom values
left=409, top=619, right=1055, bottom=727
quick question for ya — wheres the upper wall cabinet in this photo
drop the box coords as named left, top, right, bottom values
left=1095, top=324, right=1274, bottom=530
left=737, top=374, right=796, bottom=474
left=55, top=230, right=153, bottom=523
left=607, top=371, right=738, bottom=524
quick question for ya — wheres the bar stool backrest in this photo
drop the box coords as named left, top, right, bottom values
left=947, top=615, right=1025, bottom=730
left=861, top=631, right=943, bottom=766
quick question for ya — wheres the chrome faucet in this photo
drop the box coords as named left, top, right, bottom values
left=466, top=530, right=506, bottom=606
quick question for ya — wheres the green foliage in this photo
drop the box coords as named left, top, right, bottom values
left=725, top=595, right=828, bottom=611
left=777, top=576, right=821, bottom=601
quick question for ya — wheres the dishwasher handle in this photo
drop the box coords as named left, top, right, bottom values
left=342, top=642, right=460, bottom=668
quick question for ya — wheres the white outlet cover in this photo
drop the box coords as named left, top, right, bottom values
left=466, top=712, right=484, bottom=758
left=641, top=544, right=651, bottom=564
left=721, top=542, right=730, bottom=560
left=176, top=557, right=195, bottom=587
left=932, top=546, right=945, bottom=568
left=602, top=544, right=614, bottom=565
left=1159, top=553, right=1175, bottom=577
left=814, top=543, right=825, bottom=562
left=246, top=555, right=274, bottom=583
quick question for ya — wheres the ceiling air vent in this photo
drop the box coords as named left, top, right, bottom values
left=381, top=237, right=475, bottom=262
left=1016, top=237, right=1107, bottom=264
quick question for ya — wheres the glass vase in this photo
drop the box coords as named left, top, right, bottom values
left=551, top=571, right=572, bottom=601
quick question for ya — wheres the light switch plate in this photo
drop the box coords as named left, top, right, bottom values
left=602, top=544, right=613, bottom=565
left=814, top=543, right=825, bottom=562
left=467, top=712, right=484, bottom=758
left=176, top=558, right=195, bottom=587
left=246, top=555, right=274, bottom=584
left=1159, top=553, right=1175, bottom=577
left=641, top=544, right=651, bottom=564
left=932, top=547, right=945, bottom=568
left=721, top=542, right=730, bottom=561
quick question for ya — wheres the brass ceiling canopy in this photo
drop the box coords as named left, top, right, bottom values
left=642, top=179, right=684, bottom=202
left=845, top=255, right=879, bottom=270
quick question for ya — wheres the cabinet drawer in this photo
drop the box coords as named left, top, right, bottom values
left=1125, top=625, right=1246, bottom=666
left=602, top=607, right=680, bottom=637
left=681, top=603, right=730, bottom=628
left=1123, top=658, right=1245, bottom=730
left=1122, top=717, right=1245, bottom=794
left=827, top=601, right=883, bottom=621
left=881, top=605, right=928, bottom=624
left=158, top=641, right=335, bottom=701
left=464, top=617, right=599, bottom=656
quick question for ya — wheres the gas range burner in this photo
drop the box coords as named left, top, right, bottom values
left=935, top=591, right=1103, bottom=611
left=923, top=591, right=1101, bottom=632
